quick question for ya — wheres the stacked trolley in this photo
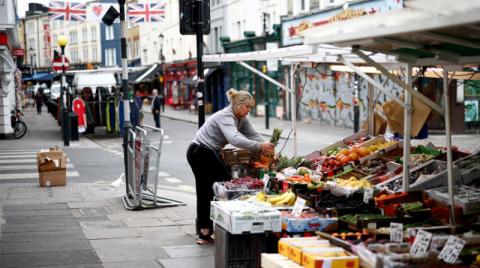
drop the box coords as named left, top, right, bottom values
left=122, top=124, right=185, bottom=210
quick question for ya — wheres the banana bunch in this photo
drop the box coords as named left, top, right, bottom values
left=336, top=177, right=372, bottom=190
left=267, top=190, right=296, bottom=206
left=245, top=191, right=267, bottom=202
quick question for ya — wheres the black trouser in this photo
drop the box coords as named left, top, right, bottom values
left=153, top=112, right=160, bottom=128
left=36, top=101, right=42, bottom=114
left=186, top=142, right=230, bottom=233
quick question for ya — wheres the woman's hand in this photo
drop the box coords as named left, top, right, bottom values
left=260, top=142, right=275, bottom=154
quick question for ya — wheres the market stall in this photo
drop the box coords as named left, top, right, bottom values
left=202, top=0, right=480, bottom=267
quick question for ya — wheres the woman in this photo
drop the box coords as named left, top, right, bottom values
left=186, top=88, right=275, bottom=245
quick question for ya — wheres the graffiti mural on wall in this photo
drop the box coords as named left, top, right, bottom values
left=298, top=66, right=403, bottom=129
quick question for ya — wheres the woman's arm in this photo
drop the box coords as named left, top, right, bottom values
left=239, top=119, right=265, bottom=142
left=219, top=116, right=261, bottom=151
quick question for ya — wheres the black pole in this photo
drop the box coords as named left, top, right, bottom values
left=61, top=46, right=70, bottom=146
left=195, top=0, right=205, bottom=128
left=265, top=72, right=269, bottom=130
left=119, top=0, right=131, bottom=196
left=353, top=74, right=360, bottom=133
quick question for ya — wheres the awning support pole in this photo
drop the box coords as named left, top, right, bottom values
left=443, top=67, right=456, bottom=226
left=238, top=61, right=292, bottom=93
left=367, top=75, right=375, bottom=135
left=352, top=49, right=444, bottom=115
left=341, top=56, right=409, bottom=110
left=290, top=64, right=298, bottom=156
left=403, top=63, right=412, bottom=192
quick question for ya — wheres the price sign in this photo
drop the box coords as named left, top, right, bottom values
left=291, top=197, right=306, bottom=217
left=438, top=235, right=466, bottom=264
left=410, top=230, right=433, bottom=257
left=262, top=174, right=270, bottom=191
left=390, top=222, right=403, bottom=243
left=363, top=188, right=374, bottom=203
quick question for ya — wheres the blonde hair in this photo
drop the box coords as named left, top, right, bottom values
left=226, top=88, right=253, bottom=110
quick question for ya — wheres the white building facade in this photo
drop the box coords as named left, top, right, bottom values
left=50, top=20, right=102, bottom=68
left=0, top=0, right=20, bottom=135
left=23, top=13, right=51, bottom=71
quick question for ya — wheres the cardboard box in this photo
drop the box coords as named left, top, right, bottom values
left=302, top=250, right=359, bottom=268
left=39, top=169, right=66, bottom=187
left=37, top=148, right=67, bottom=187
left=382, top=95, right=432, bottom=137
left=282, top=215, right=338, bottom=233
left=287, top=240, right=331, bottom=264
left=261, top=253, right=303, bottom=268
left=210, top=201, right=281, bottom=234
left=278, top=237, right=319, bottom=257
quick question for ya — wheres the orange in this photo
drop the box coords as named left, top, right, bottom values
left=358, top=147, right=370, bottom=157
left=348, top=152, right=359, bottom=161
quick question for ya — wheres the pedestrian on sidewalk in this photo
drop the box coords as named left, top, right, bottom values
left=186, top=88, right=275, bottom=245
left=151, top=89, right=162, bottom=128
left=35, top=89, right=43, bottom=114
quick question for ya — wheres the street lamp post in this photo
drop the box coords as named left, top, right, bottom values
left=57, top=35, right=70, bottom=146
left=158, top=33, right=165, bottom=112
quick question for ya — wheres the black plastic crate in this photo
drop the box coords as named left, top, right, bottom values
left=214, top=224, right=278, bottom=268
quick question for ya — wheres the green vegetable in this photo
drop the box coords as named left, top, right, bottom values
left=270, top=128, right=283, bottom=146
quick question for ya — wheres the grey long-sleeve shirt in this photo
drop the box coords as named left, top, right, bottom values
left=193, top=106, right=265, bottom=152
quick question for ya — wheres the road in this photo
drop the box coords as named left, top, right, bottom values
left=0, top=106, right=324, bottom=194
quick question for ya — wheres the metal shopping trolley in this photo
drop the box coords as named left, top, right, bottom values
left=122, top=125, right=186, bottom=210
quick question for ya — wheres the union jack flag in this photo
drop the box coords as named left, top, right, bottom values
left=49, top=1, right=87, bottom=21
left=128, top=2, right=166, bottom=23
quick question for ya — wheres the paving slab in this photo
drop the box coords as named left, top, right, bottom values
left=1, top=222, right=81, bottom=233
left=2, top=203, right=68, bottom=211
left=90, top=237, right=169, bottom=263
left=122, top=217, right=176, bottom=228
left=103, top=260, right=162, bottom=268
left=0, top=249, right=101, bottom=268
left=156, top=256, right=215, bottom=268
left=77, top=207, right=112, bottom=217
left=177, top=224, right=196, bottom=236
left=2, top=214, right=77, bottom=225
left=2, top=209, right=72, bottom=217
left=67, top=200, right=112, bottom=209
left=80, top=220, right=139, bottom=240
left=0, top=230, right=86, bottom=243
left=161, top=244, right=215, bottom=258
left=135, top=226, right=196, bottom=246
left=0, top=239, right=92, bottom=254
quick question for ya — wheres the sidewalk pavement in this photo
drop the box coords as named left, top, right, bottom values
left=148, top=105, right=480, bottom=152
left=0, top=107, right=214, bottom=268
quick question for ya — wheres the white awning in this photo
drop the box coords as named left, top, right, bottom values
left=75, top=73, right=117, bottom=88
left=135, top=64, right=158, bottom=83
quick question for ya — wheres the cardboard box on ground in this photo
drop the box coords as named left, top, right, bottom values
left=37, top=147, right=67, bottom=187
left=382, top=95, right=432, bottom=137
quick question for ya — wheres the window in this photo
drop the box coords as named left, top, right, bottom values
left=82, top=27, right=88, bottom=41
left=83, top=48, right=89, bottom=62
left=105, top=26, right=114, bottom=40
left=213, top=27, right=218, bottom=53
left=91, top=26, right=97, bottom=41
left=71, top=49, right=78, bottom=63
left=236, top=21, right=241, bottom=39
left=105, top=48, right=117, bottom=66
left=92, top=48, right=97, bottom=62
left=27, top=22, right=34, bottom=34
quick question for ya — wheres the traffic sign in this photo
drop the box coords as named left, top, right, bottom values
left=52, top=57, right=70, bottom=72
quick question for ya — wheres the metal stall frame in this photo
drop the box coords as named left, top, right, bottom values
left=300, top=0, right=480, bottom=225
left=122, top=125, right=186, bottom=210
left=203, top=44, right=399, bottom=156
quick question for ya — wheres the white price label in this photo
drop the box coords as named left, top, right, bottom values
left=410, top=230, right=433, bottom=257
left=390, top=222, right=403, bottom=243
left=262, top=174, right=270, bottom=190
left=291, top=197, right=306, bottom=218
left=438, top=235, right=466, bottom=264
left=363, top=188, right=374, bottom=203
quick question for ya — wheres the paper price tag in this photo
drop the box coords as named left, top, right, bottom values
left=438, top=235, right=466, bottom=264
left=291, top=197, right=306, bottom=218
left=410, top=230, right=433, bottom=257
left=363, top=188, right=374, bottom=203
left=390, top=222, right=403, bottom=243
left=262, top=174, right=270, bottom=190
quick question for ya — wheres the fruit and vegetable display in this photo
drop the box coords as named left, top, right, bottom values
left=212, top=131, right=480, bottom=268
